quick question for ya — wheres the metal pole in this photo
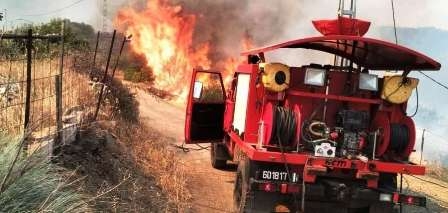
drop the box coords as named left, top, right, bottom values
left=24, top=29, right=32, bottom=132
left=111, top=36, right=127, bottom=79
left=54, top=21, right=65, bottom=156
left=372, top=130, right=378, bottom=160
left=399, top=173, right=403, bottom=213
left=93, top=30, right=116, bottom=120
left=90, top=31, right=100, bottom=78
left=54, top=75, right=63, bottom=156
left=420, top=129, right=425, bottom=165
left=59, top=21, right=65, bottom=80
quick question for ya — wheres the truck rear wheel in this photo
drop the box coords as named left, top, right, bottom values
left=234, top=158, right=282, bottom=213
left=211, top=143, right=227, bottom=169
left=234, top=157, right=252, bottom=212
left=369, top=173, right=397, bottom=213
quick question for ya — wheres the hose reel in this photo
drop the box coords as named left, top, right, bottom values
left=381, top=76, right=419, bottom=104
left=271, top=106, right=297, bottom=146
left=371, top=111, right=415, bottom=158
left=261, top=103, right=299, bottom=146
left=389, top=124, right=410, bottom=153
left=260, top=63, right=291, bottom=92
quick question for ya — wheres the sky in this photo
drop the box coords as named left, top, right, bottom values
left=2, top=0, right=448, bottom=160
left=2, top=0, right=448, bottom=31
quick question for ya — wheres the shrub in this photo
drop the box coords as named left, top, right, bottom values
left=0, top=135, right=91, bottom=212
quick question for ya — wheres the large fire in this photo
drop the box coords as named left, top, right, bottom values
left=114, top=0, right=252, bottom=103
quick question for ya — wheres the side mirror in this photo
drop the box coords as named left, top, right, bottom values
left=193, top=81, right=203, bottom=99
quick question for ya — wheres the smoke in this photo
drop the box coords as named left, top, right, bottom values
left=169, top=0, right=305, bottom=68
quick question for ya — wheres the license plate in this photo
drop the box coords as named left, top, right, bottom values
left=260, top=170, right=298, bottom=182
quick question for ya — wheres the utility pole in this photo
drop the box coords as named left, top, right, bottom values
left=0, top=9, right=6, bottom=32
left=102, top=0, right=108, bottom=31
left=420, top=129, right=425, bottom=165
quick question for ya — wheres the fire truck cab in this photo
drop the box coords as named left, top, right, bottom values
left=184, top=17, right=441, bottom=213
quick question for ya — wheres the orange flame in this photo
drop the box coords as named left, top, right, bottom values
left=115, top=0, right=254, bottom=103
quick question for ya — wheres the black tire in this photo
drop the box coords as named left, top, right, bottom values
left=369, top=174, right=397, bottom=213
left=369, top=202, right=395, bottom=213
left=234, top=158, right=275, bottom=213
left=234, top=157, right=252, bottom=213
left=211, top=143, right=227, bottom=169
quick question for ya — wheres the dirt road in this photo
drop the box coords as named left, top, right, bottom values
left=134, top=86, right=448, bottom=213
left=135, top=88, right=236, bottom=212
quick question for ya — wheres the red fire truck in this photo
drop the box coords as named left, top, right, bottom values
left=184, top=16, right=441, bottom=213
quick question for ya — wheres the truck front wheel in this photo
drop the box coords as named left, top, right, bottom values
left=211, top=143, right=227, bottom=169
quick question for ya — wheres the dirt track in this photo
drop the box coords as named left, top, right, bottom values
left=134, top=86, right=448, bottom=213
left=135, top=88, right=235, bottom=212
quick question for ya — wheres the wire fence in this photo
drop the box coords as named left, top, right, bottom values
left=0, top=26, right=129, bottom=153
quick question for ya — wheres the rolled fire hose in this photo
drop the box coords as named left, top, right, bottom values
left=381, top=75, right=419, bottom=104
left=260, top=63, right=291, bottom=92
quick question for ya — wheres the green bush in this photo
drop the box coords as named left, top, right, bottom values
left=123, top=67, right=151, bottom=83
left=0, top=136, right=91, bottom=212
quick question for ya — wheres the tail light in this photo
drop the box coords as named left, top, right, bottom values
left=391, top=192, right=426, bottom=207
left=259, top=183, right=276, bottom=192
left=257, top=182, right=301, bottom=194
left=399, top=194, right=426, bottom=207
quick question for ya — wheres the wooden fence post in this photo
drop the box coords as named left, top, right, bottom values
left=54, top=75, right=63, bottom=156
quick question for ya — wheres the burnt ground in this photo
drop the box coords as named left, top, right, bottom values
left=58, top=122, right=174, bottom=212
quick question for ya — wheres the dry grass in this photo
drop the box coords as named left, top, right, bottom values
left=426, top=161, right=448, bottom=182
left=111, top=122, right=191, bottom=211
left=0, top=57, right=96, bottom=136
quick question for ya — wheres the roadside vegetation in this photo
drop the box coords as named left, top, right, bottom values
left=427, top=161, right=448, bottom=182
left=1, top=18, right=189, bottom=212
left=0, top=135, right=90, bottom=212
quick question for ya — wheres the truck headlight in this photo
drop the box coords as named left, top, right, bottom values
left=359, top=73, right=378, bottom=91
left=304, top=68, right=326, bottom=86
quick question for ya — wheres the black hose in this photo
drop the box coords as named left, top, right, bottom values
left=390, top=124, right=409, bottom=153
left=271, top=106, right=297, bottom=146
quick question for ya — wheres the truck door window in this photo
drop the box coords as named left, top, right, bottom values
left=194, top=72, right=225, bottom=103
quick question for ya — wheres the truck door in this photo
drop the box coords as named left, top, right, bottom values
left=185, top=69, right=226, bottom=144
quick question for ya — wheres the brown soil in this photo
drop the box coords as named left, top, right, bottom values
left=134, top=87, right=236, bottom=212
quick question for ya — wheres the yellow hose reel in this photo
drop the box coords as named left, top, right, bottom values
left=260, top=63, right=290, bottom=92
left=381, top=75, right=419, bottom=104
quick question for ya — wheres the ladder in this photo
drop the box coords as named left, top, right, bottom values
left=338, top=0, right=357, bottom=18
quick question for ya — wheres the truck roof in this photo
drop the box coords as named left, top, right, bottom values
left=241, top=35, right=441, bottom=71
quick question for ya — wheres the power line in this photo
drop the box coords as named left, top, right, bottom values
left=390, top=0, right=398, bottom=44
left=416, top=127, right=448, bottom=147
left=390, top=1, right=448, bottom=92
left=418, top=71, right=448, bottom=91
left=21, top=0, right=87, bottom=17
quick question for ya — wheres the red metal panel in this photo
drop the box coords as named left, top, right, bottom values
left=287, top=90, right=383, bottom=104
left=243, top=64, right=262, bottom=143
left=184, top=69, right=225, bottom=144
left=373, top=161, right=425, bottom=175
left=232, top=132, right=426, bottom=176
left=184, top=69, right=199, bottom=143
left=312, top=17, right=371, bottom=36
left=223, top=100, right=235, bottom=132
left=241, top=35, right=441, bottom=71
